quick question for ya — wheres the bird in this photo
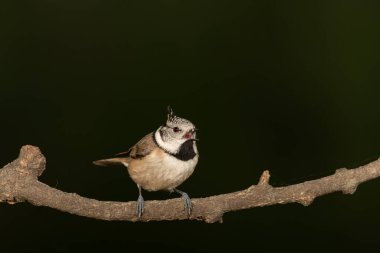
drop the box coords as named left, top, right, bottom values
left=93, top=106, right=199, bottom=218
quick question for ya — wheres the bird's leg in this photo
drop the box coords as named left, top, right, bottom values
left=136, top=184, right=144, bottom=218
left=174, top=188, right=192, bottom=215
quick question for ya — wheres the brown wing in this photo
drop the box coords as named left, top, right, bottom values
left=93, top=133, right=157, bottom=167
left=115, top=132, right=157, bottom=159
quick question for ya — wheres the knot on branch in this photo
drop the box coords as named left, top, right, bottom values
left=342, top=179, right=358, bottom=195
left=335, top=168, right=358, bottom=194
left=298, top=192, right=315, bottom=206
left=17, top=145, right=46, bottom=177
left=203, top=210, right=224, bottom=223
left=258, top=170, right=270, bottom=186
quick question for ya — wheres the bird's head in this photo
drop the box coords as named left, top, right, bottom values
left=155, top=106, right=197, bottom=154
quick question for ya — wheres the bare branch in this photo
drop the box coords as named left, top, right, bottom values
left=1, top=145, right=380, bottom=223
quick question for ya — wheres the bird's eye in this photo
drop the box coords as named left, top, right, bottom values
left=173, top=127, right=181, bottom=133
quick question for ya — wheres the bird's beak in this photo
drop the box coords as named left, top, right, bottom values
left=183, top=130, right=193, bottom=139
left=183, top=129, right=198, bottom=141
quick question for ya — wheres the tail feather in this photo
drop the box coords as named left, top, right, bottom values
left=93, top=157, right=130, bottom=167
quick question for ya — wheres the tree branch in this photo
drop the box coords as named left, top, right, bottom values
left=1, top=145, right=380, bottom=223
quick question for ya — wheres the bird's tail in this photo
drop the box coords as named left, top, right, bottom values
left=93, top=157, right=130, bottom=167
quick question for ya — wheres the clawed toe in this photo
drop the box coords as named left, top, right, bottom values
left=136, top=195, right=144, bottom=218
left=174, top=188, right=192, bottom=215
left=136, top=185, right=144, bottom=218
left=182, top=192, right=192, bottom=215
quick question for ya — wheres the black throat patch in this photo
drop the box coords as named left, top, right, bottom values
left=173, top=140, right=197, bottom=161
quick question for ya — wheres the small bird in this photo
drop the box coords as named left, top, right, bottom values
left=93, top=106, right=199, bottom=218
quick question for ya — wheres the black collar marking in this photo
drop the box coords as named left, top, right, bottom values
left=173, top=140, right=197, bottom=161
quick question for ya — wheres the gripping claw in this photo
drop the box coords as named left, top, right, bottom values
left=174, top=189, right=192, bottom=215
left=136, top=185, right=144, bottom=218
left=136, top=195, right=144, bottom=218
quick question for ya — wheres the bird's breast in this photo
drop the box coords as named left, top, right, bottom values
left=127, top=148, right=198, bottom=191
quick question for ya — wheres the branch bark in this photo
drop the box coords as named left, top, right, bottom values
left=1, top=145, right=380, bottom=223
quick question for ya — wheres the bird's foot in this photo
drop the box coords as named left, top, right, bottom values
left=182, top=192, right=192, bottom=216
left=136, top=195, right=144, bottom=218
left=174, top=189, right=192, bottom=215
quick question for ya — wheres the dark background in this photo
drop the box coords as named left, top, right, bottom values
left=1, top=1, right=380, bottom=252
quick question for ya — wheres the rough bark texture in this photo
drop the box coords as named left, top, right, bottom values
left=1, top=145, right=380, bottom=223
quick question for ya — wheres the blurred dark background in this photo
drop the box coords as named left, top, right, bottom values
left=1, top=1, right=380, bottom=252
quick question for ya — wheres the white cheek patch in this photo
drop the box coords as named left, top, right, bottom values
left=154, top=130, right=182, bottom=154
